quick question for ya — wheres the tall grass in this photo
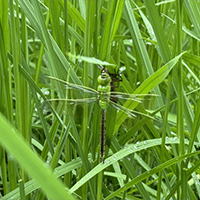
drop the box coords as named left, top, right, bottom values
left=1, top=0, right=200, bottom=199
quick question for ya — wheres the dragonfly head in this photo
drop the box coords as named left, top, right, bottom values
left=97, top=71, right=111, bottom=86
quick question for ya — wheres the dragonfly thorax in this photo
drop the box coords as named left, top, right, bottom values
left=97, top=86, right=110, bottom=109
left=97, top=72, right=111, bottom=110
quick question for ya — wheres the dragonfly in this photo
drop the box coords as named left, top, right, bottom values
left=45, top=67, right=154, bottom=162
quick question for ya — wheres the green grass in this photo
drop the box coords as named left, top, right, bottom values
left=1, top=0, right=200, bottom=199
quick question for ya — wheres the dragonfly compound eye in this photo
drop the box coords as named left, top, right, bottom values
left=97, top=73, right=111, bottom=86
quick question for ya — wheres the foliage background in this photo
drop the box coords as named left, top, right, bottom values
left=1, top=0, right=200, bottom=199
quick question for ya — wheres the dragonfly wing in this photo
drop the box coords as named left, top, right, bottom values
left=48, top=76, right=98, bottom=95
left=110, top=92, right=157, bottom=101
left=109, top=100, right=154, bottom=119
left=44, top=97, right=98, bottom=104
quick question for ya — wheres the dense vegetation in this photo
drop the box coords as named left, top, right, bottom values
left=1, top=0, right=200, bottom=199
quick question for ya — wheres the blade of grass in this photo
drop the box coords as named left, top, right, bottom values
left=105, top=151, right=200, bottom=200
left=9, top=0, right=20, bottom=190
left=2, top=158, right=83, bottom=200
left=0, top=2, right=10, bottom=194
left=99, top=0, right=117, bottom=60
left=69, top=137, right=194, bottom=193
left=0, top=113, right=76, bottom=200
left=114, top=52, right=185, bottom=132
left=143, top=0, right=171, bottom=62
left=175, top=1, right=186, bottom=199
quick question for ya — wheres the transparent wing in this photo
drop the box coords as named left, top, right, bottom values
left=109, top=91, right=157, bottom=101
left=43, top=97, right=98, bottom=104
left=108, top=100, right=154, bottom=119
left=48, top=76, right=99, bottom=95
left=41, top=97, right=98, bottom=117
left=41, top=77, right=99, bottom=116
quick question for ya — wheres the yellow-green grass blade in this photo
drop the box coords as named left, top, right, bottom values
left=0, top=113, right=76, bottom=200
left=16, top=0, right=81, bottom=85
left=114, top=52, right=185, bottom=132
left=69, top=137, right=198, bottom=194
left=105, top=151, right=200, bottom=200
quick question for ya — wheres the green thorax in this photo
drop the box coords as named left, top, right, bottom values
left=97, top=71, right=111, bottom=110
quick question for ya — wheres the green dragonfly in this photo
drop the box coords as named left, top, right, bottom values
left=46, top=67, right=154, bottom=162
